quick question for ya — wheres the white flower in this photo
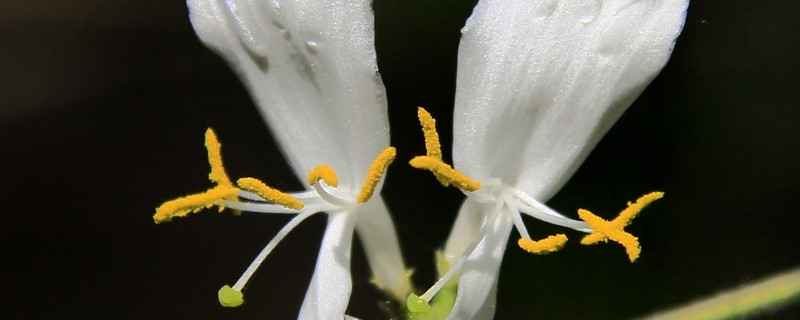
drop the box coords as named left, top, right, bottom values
left=155, top=0, right=410, bottom=319
left=406, top=1, right=689, bottom=319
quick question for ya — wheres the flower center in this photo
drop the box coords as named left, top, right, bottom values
left=405, top=108, right=664, bottom=315
left=152, top=128, right=397, bottom=307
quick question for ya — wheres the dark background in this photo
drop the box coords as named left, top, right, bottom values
left=2, top=1, right=799, bottom=319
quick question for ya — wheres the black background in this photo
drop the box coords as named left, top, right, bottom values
left=2, top=1, right=799, bottom=319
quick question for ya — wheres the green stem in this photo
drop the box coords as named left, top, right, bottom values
left=640, top=267, right=800, bottom=320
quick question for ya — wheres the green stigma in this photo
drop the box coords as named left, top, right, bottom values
left=407, top=293, right=431, bottom=314
left=218, top=285, right=244, bottom=307
left=404, top=250, right=458, bottom=319
left=406, top=286, right=457, bottom=320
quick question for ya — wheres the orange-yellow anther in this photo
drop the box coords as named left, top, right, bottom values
left=417, top=107, right=442, bottom=160
left=154, top=186, right=239, bottom=223
left=409, top=156, right=481, bottom=192
left=518, top=234, right=569, bottom=254
left=413, top=108, right=480, bottom=191
left=205, top=128, right=233, bottom=187
left=153, top=128, right=239, bottom=224
left=236, top=177, right=303, bottom=210
left=578, top=191, right=664, bottom=262
left=357, top=147, right=396, bottom=203
left=307, top=165, right=339, bottom=187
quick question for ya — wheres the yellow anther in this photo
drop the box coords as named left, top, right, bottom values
left=154, top=185, right=239, bottom=223
left=357, top=147, right=397, bottom=203
left=518, top=234, right=569, bottom=254
left=413, top=108, right=479, bottom=191
left=153, top=128, right=239, bottom=224
left=409, top=156, right=481, bottom=192
left=307, top=165, right=339, bottom=187
left=417, top=107, right=442, bottom=160
left=205, top=128, right=233, bottom=187
left=578, top=191, right=665, bottom=262
left=236, top=177, right=303, bottom=210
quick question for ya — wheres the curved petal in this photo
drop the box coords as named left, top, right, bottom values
left=452, top=0, right=689, bottom=199
left=298, top=211, right=356, bottom=319
left=354, top=197, right=411, bottom=300
left=188, top=0, right=390, bottom=189
left=445, top=201, right=513, bottom=320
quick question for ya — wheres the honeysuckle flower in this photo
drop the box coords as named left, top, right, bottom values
left=406, top=1, right=688, bottom=319
left=154, top=0, right=411, bottom=318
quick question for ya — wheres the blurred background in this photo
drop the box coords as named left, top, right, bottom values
left=1, top=0, right=799, bottom=319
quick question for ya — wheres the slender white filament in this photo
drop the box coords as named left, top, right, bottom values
left=420, top=199, right=504, bottom=302
left=224, top=201, right=298, bottom=214
left=512, top=189, right=592, bottom=232
left=232, top=207, right=321, bottom=291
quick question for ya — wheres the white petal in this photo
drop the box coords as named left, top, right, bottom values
left=188, top=0, right=390, bottom=188
left=470, top=288, right=498, bottom=320
left=452, top=0, right=688, bottom=199
left=443, top=198, right=485, bottom=265
left=445, top=201, right=513, bottom=320
left=353, top=197, right=411, bottom=300
left=298, top=212, right=356, bottom=320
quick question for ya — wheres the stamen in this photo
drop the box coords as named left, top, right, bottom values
left=153, top=186, right=239, bottom=223
left=512, top=189, right=593, bottom=232
left=241, top=189, right=319, bottom=201
left=415, top=107, right=461, bottom=187
left=237, top=189, right=269, bottom=202
left=409, top=156, right=481, bottom=191
left=412, top=108, right=481, bottom=190
left=236, top=177, right=304, bottom=210
left=205, top=128, right=233, bottom=186
left=578, top=191, right=664, bottom=262
left=518, top=234, right=568, bottom=254
left=417, top=107, right=442, bottom=160
left=307, top=165, right=339, bottom=187
left=307, top=169, right=351, bottom=208
left=153, top=128, right=238, bottom=223
left=503, top=195, right=532, bottom=240
left=357, top=147, right=396, bottom=203
left=223, top=200, right=302, bottom=214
